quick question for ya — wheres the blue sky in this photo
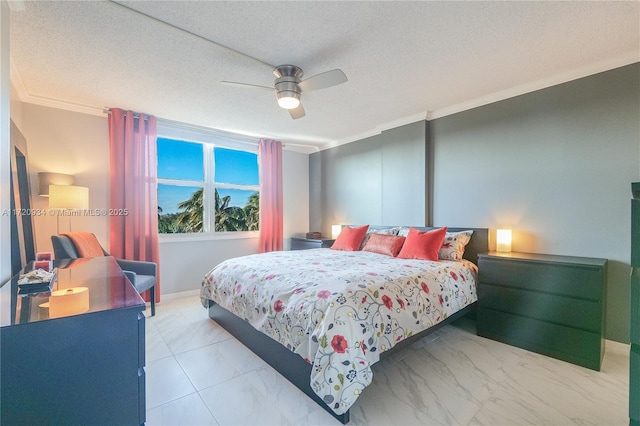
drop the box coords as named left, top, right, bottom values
left=157, top=138, right=258, bottom=214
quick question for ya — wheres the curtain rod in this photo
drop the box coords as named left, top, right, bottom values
left=102, top=108, right=312, bottom=150
left=104, top=108, right=257, bottom=144
left=103, top=108, right=148, bottom=120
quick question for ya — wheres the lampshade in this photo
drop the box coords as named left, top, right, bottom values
left=49, top=185, right=89, bottom=210
left=48, top=287, right=90, bottom=318
left=38, top=172, right=74, bottom=196
left=331, top=225, right=342, bottom=239
left=496, top=229, right=512, bottom=252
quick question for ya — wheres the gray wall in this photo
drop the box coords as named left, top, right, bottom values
left=431, top=63, right=639, bottom=342
left=310, top=63, right=639, bottom=343
left=309, top=121, right=427, bottom=236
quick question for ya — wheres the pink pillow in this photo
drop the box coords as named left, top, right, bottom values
left=331, top=225, right=369, bottom=251
left=397, top=227, right=448, bottom=261
left=362, top=234, right=406, bottom=257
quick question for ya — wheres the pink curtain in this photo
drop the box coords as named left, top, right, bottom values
left=258, top=139, right=283, bottom=252
left=108, top=108, right=160, bottom=303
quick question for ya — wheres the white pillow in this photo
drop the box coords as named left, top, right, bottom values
left=439, top=230, right=473, bottom=261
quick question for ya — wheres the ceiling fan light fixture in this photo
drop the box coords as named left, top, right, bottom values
left=277, top=92, right=301, bottom=109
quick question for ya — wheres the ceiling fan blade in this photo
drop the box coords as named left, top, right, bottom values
left=221, top=81, right=273, bottom=91
left=289, top=103, right=306, bottom=120
left=298, top=69, right=347, bottom=92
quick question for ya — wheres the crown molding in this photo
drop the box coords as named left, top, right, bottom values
left=10, top=57, right=105, bottom=116
left=319, top=111, right=428, bottom=152
left=11, top=51, right=638, bottom=154
left=9, top=56, right=28, bottom=99
left=7, top=1, right=25, bottom=13
left=427, top=52, right=640, bottom=120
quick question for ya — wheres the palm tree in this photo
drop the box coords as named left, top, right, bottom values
left=243, top=192, right=260, bottom=231
left=168, top=188, right=258, bottom=233
left=176, top=188, right=203, bottom=232
left=214, top=189, right=247, bottom=231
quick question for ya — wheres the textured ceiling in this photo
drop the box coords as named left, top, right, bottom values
left=9, top=0, right=640, bottom=151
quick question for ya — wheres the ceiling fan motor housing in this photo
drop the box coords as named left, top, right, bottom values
left=274, top=65, right=303, bottom=107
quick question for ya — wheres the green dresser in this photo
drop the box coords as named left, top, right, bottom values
left=477, top=251, right=607, bottom=371
left=631, top=182, right=640, bottom=425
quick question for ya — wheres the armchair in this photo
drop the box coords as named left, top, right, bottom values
left=51, top=234, right=156, bottom=316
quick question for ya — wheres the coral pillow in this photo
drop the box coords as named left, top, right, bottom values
left=397, top=227, right=447, bottom=261
left=359, top=227, right=401, bottom=250
left=331, top=225, right=369, bottom=251
left=362, top=233, right=406, bottom=257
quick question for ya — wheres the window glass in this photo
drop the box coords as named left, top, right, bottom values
left=156, top=138, right=259, bottom=235
left=157, top=184, right=203, bottom=233
left=157, top=138, right=204, bottom=181
left=215, top=189, right=259, bottom=232
left=214, top=147, right=259, bottom=186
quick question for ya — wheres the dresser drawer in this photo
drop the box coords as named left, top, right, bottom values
left=478, top=284, right=601, bottom=333
left=138, top=367, right=146, bottom=424
left=478, top=308, right=603, bottom=370
left=291, top=239, right=321, bottom=250
left=138, top=312, right=146, bottom=367
left=479, top=257, right=603, bottom=301
left=631, top=346, right=640, bottom=420
left=632, top=198, right=640, bottom=267
left=291, top=238, right=334, bottom=250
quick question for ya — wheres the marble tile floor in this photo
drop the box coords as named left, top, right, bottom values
left=145, top=295, right=629, bottom=426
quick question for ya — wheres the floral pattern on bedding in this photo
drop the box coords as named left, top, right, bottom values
left=200, top=249, right=478, bottom=415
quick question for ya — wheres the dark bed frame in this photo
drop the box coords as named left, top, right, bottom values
left=207, top=227, right=489, bottom=424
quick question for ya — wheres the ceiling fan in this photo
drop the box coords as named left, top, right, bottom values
left=222, top=65, right=348, bottom=119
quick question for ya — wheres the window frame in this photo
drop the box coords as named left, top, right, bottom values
left=156, top=122, right=260, bottom=242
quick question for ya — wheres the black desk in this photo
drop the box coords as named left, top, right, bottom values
left=0, top=256, right=146, bottom=425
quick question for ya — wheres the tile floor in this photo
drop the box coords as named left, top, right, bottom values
left=145, top=295, right=629, bottom=425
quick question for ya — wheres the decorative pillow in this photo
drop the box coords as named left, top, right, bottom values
left=362, top=233, right=406, bottom=257
left=331, top=225, right=369, bottom=251
left=396, top=227, right=410, bottom=237
left=439, top=230, right=473, bottom=261
left=396, top=227, right=447, bottom=261
left=359, top=227, right=401, bottom=249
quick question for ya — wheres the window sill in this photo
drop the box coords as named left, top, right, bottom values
left=159, top=231, right=259, bottom=244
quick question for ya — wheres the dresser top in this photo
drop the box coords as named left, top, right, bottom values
left=479, top=251, right=607, bottom=267
left=1, top=256, right=144, bottom=327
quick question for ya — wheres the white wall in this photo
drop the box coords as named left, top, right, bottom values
left=1, top=1, right=12, bottom=284
left=9, top=100, right=310, bottom=296
left=16, top=103, right=110, bottom=253
left=283, top=149, right=310, bottom=249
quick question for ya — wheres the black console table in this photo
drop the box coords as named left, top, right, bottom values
left=0, top=256, right=146, bottom=425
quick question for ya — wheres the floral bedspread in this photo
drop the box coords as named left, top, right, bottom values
left=200, top=248, right=478, bottom=415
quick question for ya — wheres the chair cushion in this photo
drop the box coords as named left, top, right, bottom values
left=62, top=232, right=105, bottom=258
left=51, top=235, right=80, bottom=259
left=131, top=274, right=156, bottom=293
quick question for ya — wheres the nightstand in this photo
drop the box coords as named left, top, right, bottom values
left=477, top=251, right=607, bottom=371
left=290, top=237, right=335, bottom=250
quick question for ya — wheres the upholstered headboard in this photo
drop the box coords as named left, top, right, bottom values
left=364, top=226, right=489, bottom=265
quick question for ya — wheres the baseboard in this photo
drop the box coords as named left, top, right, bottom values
left=154, top=289, right=200, bottom=302
left=605, top=339, right=631, bottom=352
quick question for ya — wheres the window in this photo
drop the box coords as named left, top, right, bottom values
left=157, top=137, right=259, bottom=234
